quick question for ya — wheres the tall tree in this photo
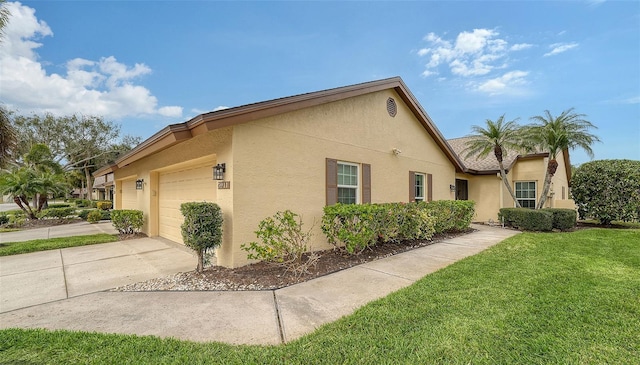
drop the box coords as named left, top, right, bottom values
left=528, top=108, right=600, bottom=209
left=463, top=115, right=529, bottom=208
left=12, top=113, right=140, bottom=199
left=0, top=106, right=17, bottom=169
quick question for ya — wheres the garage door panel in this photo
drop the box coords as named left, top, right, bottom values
left=158, top=165, right=217, bottom=244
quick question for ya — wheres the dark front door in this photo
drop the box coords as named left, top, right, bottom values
left=455, top=179, right=468, bottom=200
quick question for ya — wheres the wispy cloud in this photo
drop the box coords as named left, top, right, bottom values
left=544, top=42, right=579, bottom=57
left=475, top=70, right=530, bottom=95
left=0, top=1, right=183, bottom=119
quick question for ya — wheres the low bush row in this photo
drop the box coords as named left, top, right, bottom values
left=322, top=201, right=475, bottom=254
left=498, top=208, right=577, bottom=231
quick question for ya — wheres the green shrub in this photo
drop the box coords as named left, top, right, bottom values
left=499, top=208, right=553, bottom=231
left=110, top=210, right=144, bottom=236
left=39, top=207, right=75, bottom=219
left=242, top=210, right=317, bottom=276
left=78, top=209, right=91, bottom=220
left=47, top=203, right=70, bottom=209
left=96, top=201, right=113, bottom=210
left=87, top=210, right=103, bottom=223
left=545, top=208, right=577, bottom=231
left=571, top=159, right=640, bottom=224
left=0, top=214, right=8, bottom=225
left=180, top=202, right=223, bottom=272
left=321, top=201, right=462, bottom=255
left=422, top=200, right=476, bottom=233
left=100, top=210, right=111, bottom=220
left=322, top=204, right=380, bottom=254
left=75, top=199, right=90, bottom=208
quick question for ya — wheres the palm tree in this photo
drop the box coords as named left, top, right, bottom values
left=0, top=106, right=17, bottom=169
left=528, top=108, right=600, bottom=209
left=0, top=168, right=39, bottom=219
left=463, top=115, right=529, bottom=208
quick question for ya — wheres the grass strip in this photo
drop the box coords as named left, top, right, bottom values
left=0, top=228, right=638, bottom=364
left=0, top=234, right=119, bottom=256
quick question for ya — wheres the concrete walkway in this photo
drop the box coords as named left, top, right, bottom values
left=0, top=224, right=519, bottom=345
left=0, top=220, right=118, bottom=243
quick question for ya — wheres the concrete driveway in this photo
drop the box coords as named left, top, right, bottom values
left=0, top=237, right=196, bottom=313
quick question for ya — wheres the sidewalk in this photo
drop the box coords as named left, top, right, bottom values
left=0, top=221, right=118, bottom=243
left=0, top=224, right=519, bottom=345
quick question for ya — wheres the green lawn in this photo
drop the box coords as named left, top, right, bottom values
left=1, top=228, right=638, bottom=364
left=0, top=234, right=119, bottom=256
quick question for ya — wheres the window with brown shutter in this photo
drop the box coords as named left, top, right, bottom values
left=410, top=171, right=430, bottom=202
left=326, top=159, right=371, bottom=205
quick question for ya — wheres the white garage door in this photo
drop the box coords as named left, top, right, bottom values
left=120, top=179, right=138, bottom=209
left=158, top=164, right=217, bottom=244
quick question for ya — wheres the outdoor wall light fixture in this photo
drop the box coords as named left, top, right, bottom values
left=450, top=184, right=456, bottom=191
left=213, top=163, right=226, bottom=180
left=392, top=148, right=402, bottom=155
left=135, top=179, right=144, bottom=190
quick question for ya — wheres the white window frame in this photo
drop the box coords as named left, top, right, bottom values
left=337, top=161, right=359, bottom=204
left=414, top=173, right=425, bottom=202
left=515, top=181, right=537, bottom=209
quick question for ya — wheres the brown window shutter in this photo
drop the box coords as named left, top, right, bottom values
left=409, top=171, right=416, bottom=202
left=362, top=163, right=371, bottom=203
left=427, top=173, right=433, bottom=202
left=326, top=158, right=338, bottom=205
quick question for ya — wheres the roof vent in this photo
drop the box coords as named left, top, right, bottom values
left=387, top=97, right=397, bottom=117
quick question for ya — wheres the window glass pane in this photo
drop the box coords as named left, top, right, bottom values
left=338, top=163, right=358, bottom=188
left=338, top=187, right=357, bottom=204
left=415, top=174, right=424, bottom=199
left=515, top=181, right=536, bottom=209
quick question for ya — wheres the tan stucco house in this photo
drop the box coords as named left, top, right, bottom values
left=448, top=137, right=575, bottom=223
left=95, top=77, right=575, bottom=267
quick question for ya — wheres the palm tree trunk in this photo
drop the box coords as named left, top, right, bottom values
left=499, top=162, right=522, bottom=208
left=536, top=159, right=558, bottom=209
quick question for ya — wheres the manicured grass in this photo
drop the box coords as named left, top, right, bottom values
left=0, top=228, right=19, bottom=233
left=581, top=220, right=640, bottom=229
left=0, top=234, right=119, bottom=256
left=1, top=229, right=638, bottom=364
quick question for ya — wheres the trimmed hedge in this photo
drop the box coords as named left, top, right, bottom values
left=180, top=202, right=223, bottom=272
left=96, top=201, right=113, bottom=210
left=38, top=207, right=76, bottom=219
left=0, top=214, right=8, bottom=225
left=499, top=208, right=553, bottom=231
left=47, top=203, right=71, bottom=209
left=545, top=208, right=577, bottom=231
left=87, top=210, right=103, bottom=223
left=499, top=208, right=577, bottom=231
left=322, top=200, right=474, bottom=254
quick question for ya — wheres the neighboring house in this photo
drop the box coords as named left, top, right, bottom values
left=448, top=136, right=575, bottom=223
left=92, top=172, right=114, bottom=201
left=94, top=77, right=575, bottom=268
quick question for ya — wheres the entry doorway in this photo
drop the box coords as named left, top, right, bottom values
left=455, top=179, right=468, bottom=200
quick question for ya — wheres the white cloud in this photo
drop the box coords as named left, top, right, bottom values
left=417, top=28, right=533, bottom=95
left=544, top=42, right=579, bottom=57
left=418, top=28, right=529, bottom=79
left=475, top=70, right=529, bottom=95
left=510, top=43, right=533, bottom=51
left=0, top=2, right=182, bottom=120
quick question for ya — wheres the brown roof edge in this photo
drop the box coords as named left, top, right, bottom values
left=392, top=79, right=465, bottom=172
left=114, top=123, right=192, bottom=167
left=93, top=164, right=118, bottom=178
left=108, top=76, right=464, bottom=171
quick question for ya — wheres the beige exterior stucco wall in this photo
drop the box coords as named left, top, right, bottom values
left=113, top=128, right=233, bottom=262
left=460, top=151, right=576, bottom=223
left=227, top=89, right=457, bottom=267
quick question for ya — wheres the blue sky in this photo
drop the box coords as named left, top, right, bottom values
left=1, top=1, right=638, bottom=165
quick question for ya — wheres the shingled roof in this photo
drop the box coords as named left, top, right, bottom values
left=448, top=136, right=548, bottom=174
